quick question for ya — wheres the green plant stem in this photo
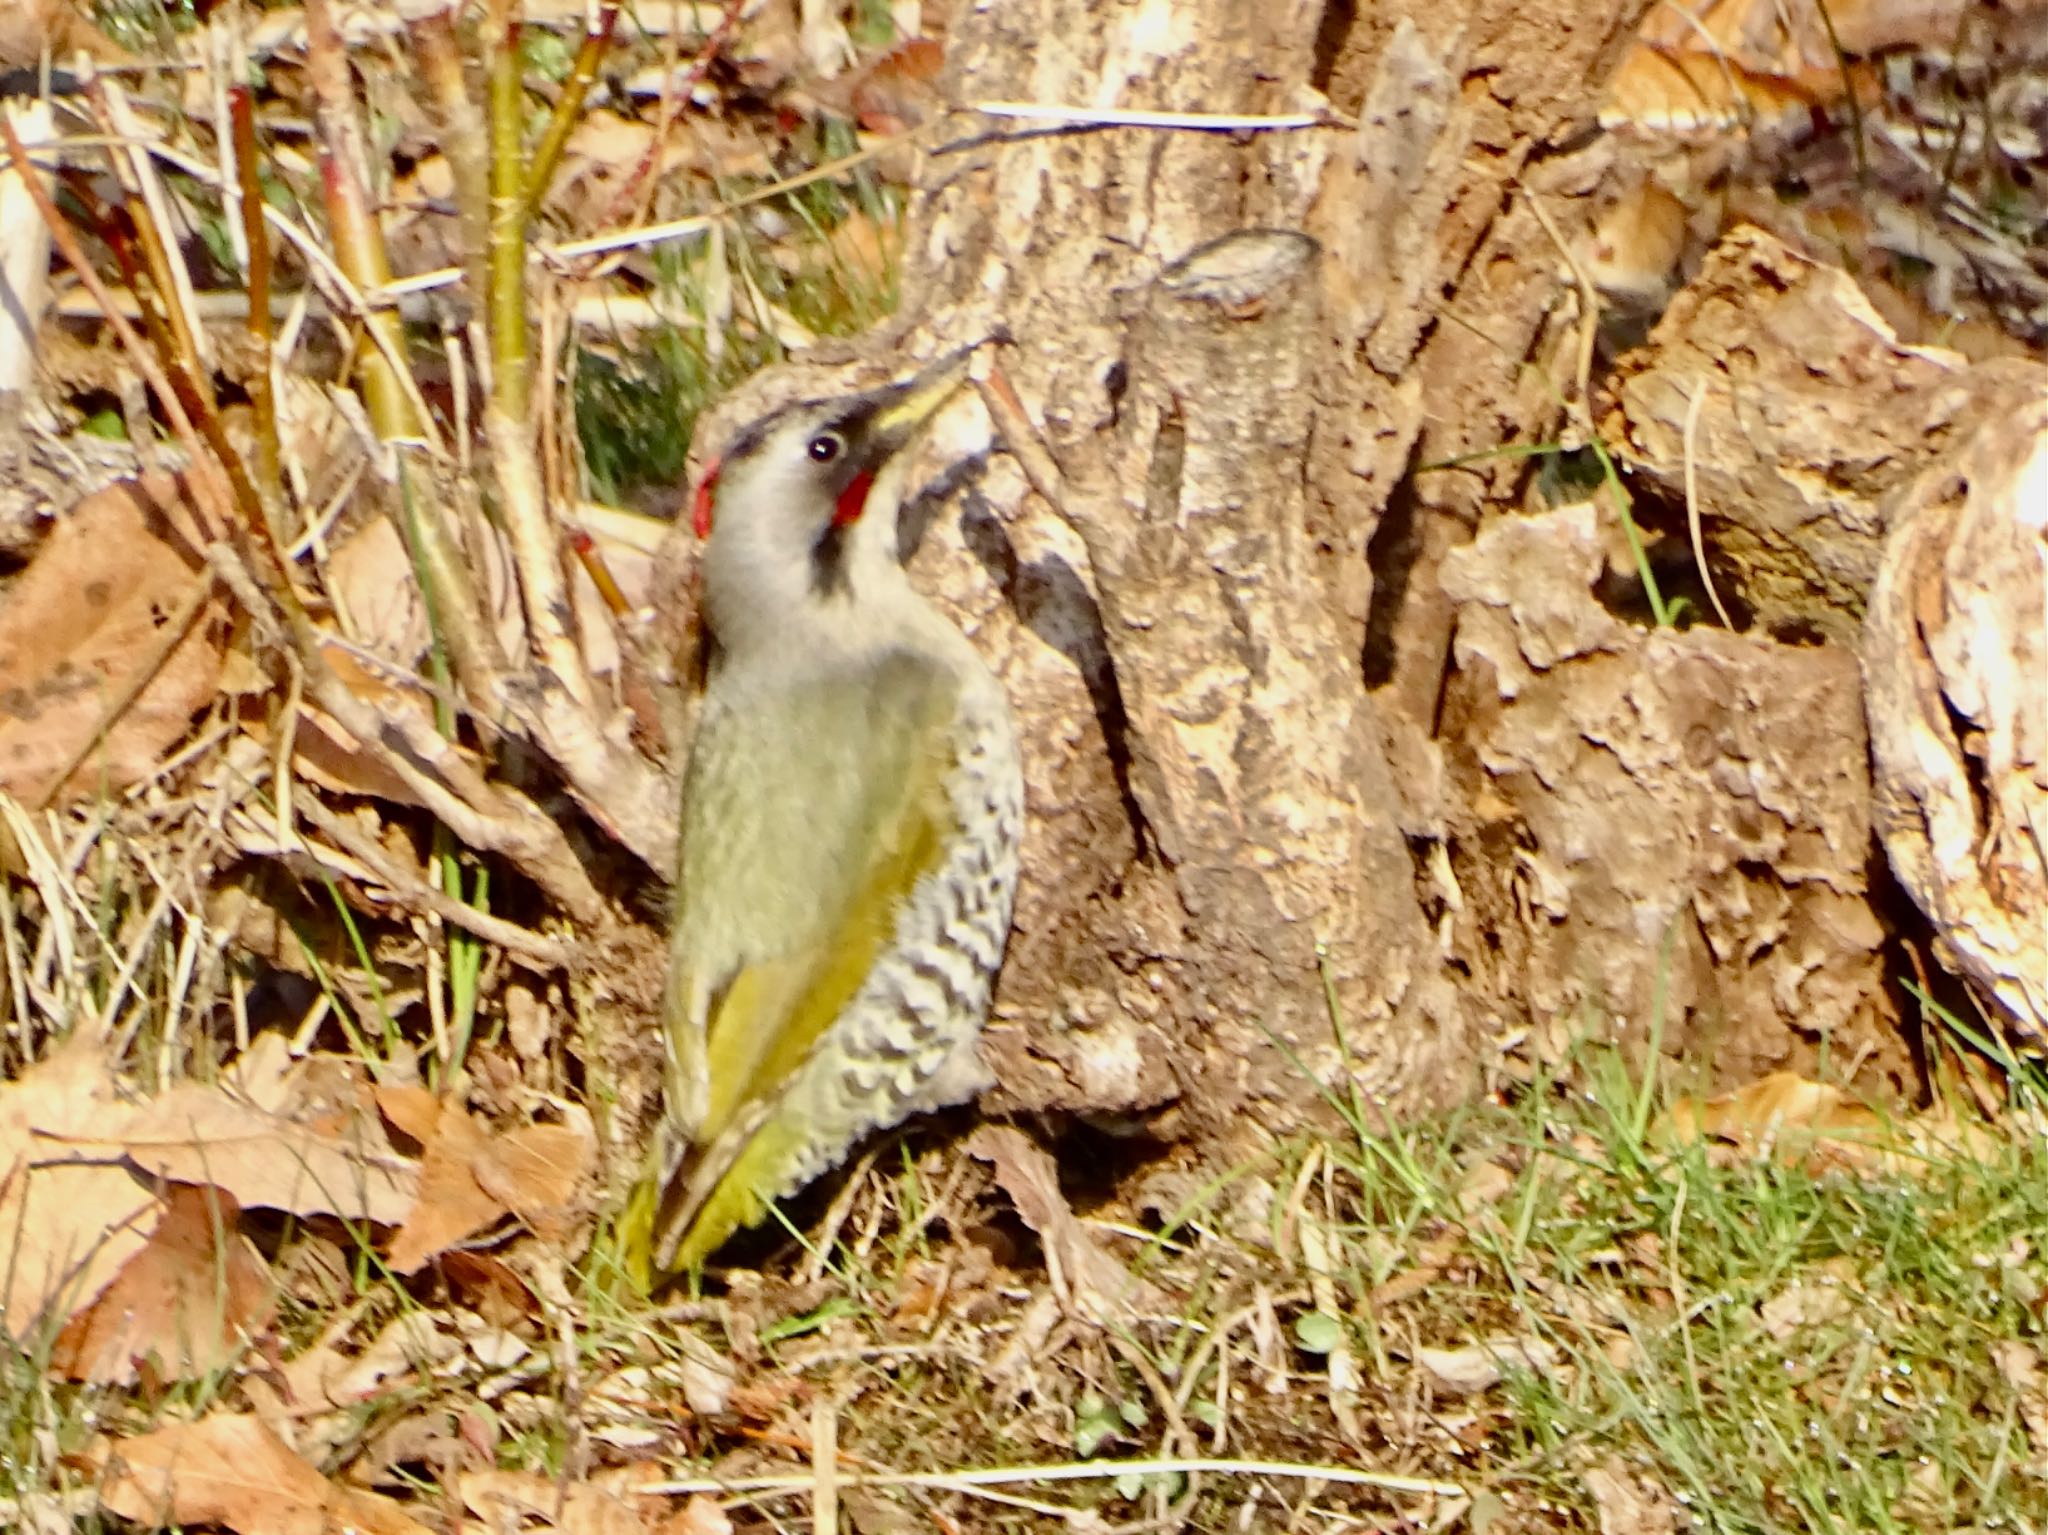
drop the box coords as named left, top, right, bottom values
left=484, top=0, right=530, bottom=422
left=525, top=2, right=621, bottom=216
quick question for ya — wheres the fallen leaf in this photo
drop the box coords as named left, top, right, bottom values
left=1415, top=1336, right=1563, bottom=1395
left=96, top=1413, right=431, bottom=1535
left=0, top=0, right=133, bottom=67
left=1757, top=1275, right=1854, bottom=1340
left=472, top=1112, right=596, bottom=1243
left=458, top=1466, right=675, bottom=1534
left=282, top=1309, right=464, bottom=1423
left=849, top=37, right=945, bottom=133
left=384, top=1094, right=498, bottom=1273
left=1993, top=1341, right=2048, bottom=1466
left=59, top=1075, right=419, bottom=1226
left=662, top=1497, right=734, bottom=1535
left=326, top=515, right=430, bottom=668
left=0, top=475, right=227, bottom=803
left=1582, top=1455, right=1678, bottom=1535
left=1661, top=1072, right=1997, bottom=1176
left=440, top=1249, right=541, bottom=1329
left=50, top=1184, right=276, bottom=1385
left=0, top=1036, right=160, bottom=1340
left=965, top=1125, right=1163, bottom=1323
left=381, top=1092, right=596, bottom=1271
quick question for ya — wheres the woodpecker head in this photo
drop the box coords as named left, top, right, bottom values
left=689, top=352, right=968, bottom=654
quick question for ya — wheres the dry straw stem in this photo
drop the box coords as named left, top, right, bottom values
left=1683, top=377, right=1735, bottom=629
left=590, top=0, right=750, bottom=234
left=293, top=795, right=569, bottom=970
left=14, top=77, right=599, bottom=917
left=228, top=86, right=282, bottom=506
left=642, top=1455, right=1465, bottom=1502
left=524, top=1, right=622, bottom=218
left=205, top=538, right=604, bottom=922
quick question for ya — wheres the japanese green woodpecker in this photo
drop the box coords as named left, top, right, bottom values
left=623, top=351, right=1023, bottom=1283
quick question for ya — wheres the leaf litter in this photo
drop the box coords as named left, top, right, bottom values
left=4, top=1, right=2048, bottom=1532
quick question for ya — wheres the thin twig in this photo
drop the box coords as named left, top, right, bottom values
left=592, top=0, right=749, bottom=233
left=971, top=102, right=1338, bottom=131
left=303, top=0, right=423, bottom=442
left=810, top=1398, right=839, bottom=1535
left=1517, top=182, right=1597, bottom=425
left=229, top=86, right=283, bottom=508
left=6, top=117, right=235, bottom=538
left=1682, top=377, right=1734, bottom=629
left=977, top=358, right=1068, bottom=511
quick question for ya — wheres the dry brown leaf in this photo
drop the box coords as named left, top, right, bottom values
left=1583, top=1455, right=1679, bottom=1535
left=251, top=662, right=437, bottom=808
left=441, top=1249, right=541, bottom=1329
left=376, top=1081, right=443, bottom=1146
left=1668, top=1072, right=1876, bottom=1142
left=282, top=1309, right=464, bottom=1423
left=57, top=1075, right=420, bottom=1226
left=49, top=1184, right=275, bottom=1385
left=1415, top=1336, right=1564, bottom=1395
left=0, top=0, right=134, bottom=66
left=1661, top=1072, right=1997, bottom=1175
left=849, top=36, right=945, bottom=133
left=964, top=1125, right=1163, bottom=1323
left=0, top=475, right=227, bottom=804
left=1598, top=44, right=1836, bottom=136
left=1369, top=1233, right=1462, bottom=1309
left=472, top=1113, right=596, bottom=1244
left=384, top=1092, right=500, bottom=1273
left=1628, top=0, right=2048, bottom=73
left=382, top=1092, right=595, bottom=1271
left=819, top=210, right=899, bottom=286
left=661, top=1497, right=734, bottom=1535
left=1994, top=1341, right=2048, bottom=1467
left=1757, top=1274, right=1855, bottom=1341
left=0, top=1036, right=160, bottom=1339
left=96, top=1413, right=430, bottom=1535
left=326, top=515, right=429, bottom=668
left=458, top=1466, right=676, bottom=1535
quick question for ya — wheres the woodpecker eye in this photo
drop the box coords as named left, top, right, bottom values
left=807, top=431, right=845, bottom=464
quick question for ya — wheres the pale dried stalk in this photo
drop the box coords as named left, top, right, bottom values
left=295, top=795, right=571, bottom=968
left=96, top=81, right=211, bottom=379
left=205, top=543, right=604, bottom=922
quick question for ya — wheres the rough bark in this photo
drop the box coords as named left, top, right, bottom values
left=1865, top=403, right=2048, bottom=1041
left=1439, top=503, right=1903, bottom=1088
left=1606, top=226, right=2048, bottom=644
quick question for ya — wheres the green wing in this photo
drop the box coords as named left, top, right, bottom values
left=646, top=650, right=961, bottom=1275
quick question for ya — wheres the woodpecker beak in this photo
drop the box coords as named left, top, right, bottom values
left=824, top=349, right=974, bottom=530
left=855, top=348, right=972, bottom=466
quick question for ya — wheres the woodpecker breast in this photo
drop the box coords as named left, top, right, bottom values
left=752, top=661, right=1022, bottom=1199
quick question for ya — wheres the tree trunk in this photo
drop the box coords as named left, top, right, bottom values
left=681, top=0, right=1920, bottom=1145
